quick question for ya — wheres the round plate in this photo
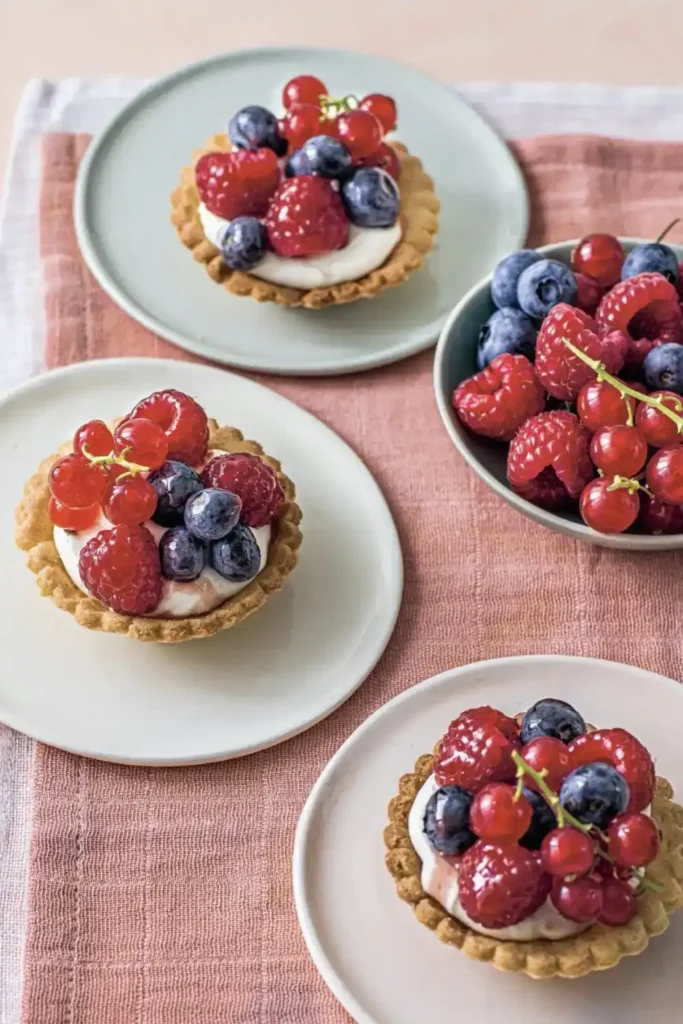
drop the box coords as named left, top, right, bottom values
left=74, top=46, right=528, bottom=376
left=1, top=358, right=402, bottom=764
left=294, top=655, right=683, bottom=1024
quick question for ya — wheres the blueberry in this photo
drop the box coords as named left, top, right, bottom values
left=621, top=242, right=679, bottom=285
left=210, top=523, right=261, bottom=582
left=517, top=259, right=578, bottom=320
left=491, top=249, right=542, bottom=309
left=519, top=787, right=556, bottom=850
left=148, top=461, right=204, bottom=527
left=341, top=167, right=399, bottom=228
left=559, top=763, right=629, bottom=829
left=285, top=148, right=312, bottom=177
left=159, top=528, right=205, bottom=582
left=423, top=785, right=476, bottom=856
left=228, top=105, right=286, bottom=156
left=220, top=216, right=267, bottom=271
left=643, top=343, right=683, bottom=394
left=520, top=698, right=586, bottom=745
left=477, top=307, right=537, bottom=369
left=301, top=135, right=352, bottom=180
left=184, top=488, right=242, bottom=542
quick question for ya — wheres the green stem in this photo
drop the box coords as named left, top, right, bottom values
left=81, top=445, right=148, bottom=476
left=319, top=93, right=358, bottom=121
left=656, top=217, right=680, bottom=244
left=607, top=475, right=653, bottom=498
left=512, top=751, right=593, bottom=833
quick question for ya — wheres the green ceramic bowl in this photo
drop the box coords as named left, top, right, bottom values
left=433, top=238, right=683, bottom=550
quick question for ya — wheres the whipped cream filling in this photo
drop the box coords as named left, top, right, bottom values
left=198, top=204, right=401, bottom=289
left=53, top=450, right=270, bottom=619
left=408, top=774, right=587, bottom=941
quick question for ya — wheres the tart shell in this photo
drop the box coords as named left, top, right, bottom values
left=385, top=752, right=683, bottom=979
left=15, top=421, right=303, bottom=643
left=170, top=134, right=440, bottom=309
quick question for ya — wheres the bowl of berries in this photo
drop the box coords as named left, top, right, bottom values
left=434, top=231, right=683, bottom=548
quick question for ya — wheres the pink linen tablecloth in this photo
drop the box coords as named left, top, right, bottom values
left=22, top=131, right=683, bottom=1023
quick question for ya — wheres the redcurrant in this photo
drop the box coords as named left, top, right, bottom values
left=49, top=454, right=107, bottom=509
left=73, top=419, right=114, bottom=458
left=48, top=496, right=100, bottom=531
left=607, top=813, right=660, bottom=867
left=598, top=877, right=637, bottom=925
left=574, top=273, right=606, bottom=316
left=646, top=446, right=683, bottom=504
left=521, top=736, right=573, bottom=792
left=282, top=103, right=322, bottom=150
left=589, top=424, right=648, bottom=477
left=635, top=391, right=683, bottom=447
left=637, top=493, right=683, bottom=534
left=359, top=93, right=397, bottom=133
left=579, top=477, right=640, bottom=534
left=282, top=75, right=327, bottom=110
left=356, top=141, right=400, bottom=180
left=334, top=109, right=382, bottom=159
left=551, top=875, right=603, bottom=922
left=577, top=379, right=636, bottom=432
left=470, top=783, right=532, bottom=842
left=102, top=475, right=158, bottom=526
left=572, top=234, right=625, bottom=288
left=113, top=418, right=169, bottom=470
left=541, top=828, right=595, bottom=878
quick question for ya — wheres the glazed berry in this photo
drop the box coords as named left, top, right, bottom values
left=491, top=250, right=542, bottom=310
left=637, top=493, right=683, bottom=534
left=476, top=308, right=537, bottom=369
left=202, top=452, right=284, bottom=527
left=622, top=242, right=679, bottom=284
left=643, top=343, right=683, bottom=394
left=423, top=785, right=476, bottom=856
left=559, top=763, right=629, bottom=829
left=113, top=418, right=169, bottom=470
left=79, top=524, right=162, bottom=615
left=49, top=497, right=100, bottom=531
left=507, top=411, right=594, bottom=508
left=281, top=103, right=323, bottom=150
left=470, top=783, right=532, bottom=842
left=265, top=176, right=349, bottom=258
left=355, top=141, right=400, bottom=181
left=535, top=304, right=627, bottom=401
left=301, top=134, right=352, bottom=179
left=73, top=419, right=114, bottom=458
left=598, top=877, right=637, bottom=926
left=607, top=813, right=660, bottom=868
left=519, top=787, right=557, bottom=851
left=596, top=272, right=679, bottom=339
left=282, top=75, right=327, bottom=110
left=195, top=149, right=280, bottom=220
left=452, top=353, right=545, bottom=442
left=220, top=216, right=267, bottom=271
left=574, top=273, right=606, bottom=316
left=589, top=424, right=648, bottom=477
left=341, top=167, right=399, bottom=228
left=458, top=842, right=551, bottom=928
left=359, top=93, right=397, bottom=133
left=577, top=378, right=637, bottom=432
left=434, top=706, right=521, bottom=791
left=647, top=446, right=683, bottom=504
left=228, top=105, right=286, bottom=156
left=148, top=460, right=204, bottom=527
left=521, top=736, right=573, bottom=791
left=184, top=488, right=242, bottom=542
left=128, top=390, right=208, bottom=466
left=572, top=233, right=625, bottom=288
left=517, top=259, right=578, bottom=320
left=102, top=475, right=158, bottom=527
left=635, top=390, right=683, bottom=447
left=334, top=109, right=382, bottom=160
left=159, top=527, right=205, bottom=582
left=551, top=875, right=603, bottom=923
left=521, top=697, right=586, bottom=746
left=580, top=477, right=640, bottom=534
left=49, top=453, right=107, bottom=509
left=569, top=729, right=655, bottom=813
left=541, top=828, right=595, bottom=878
left=210, top=523, right=261, bottom=582
left=284, top=148, right=311, bottom=177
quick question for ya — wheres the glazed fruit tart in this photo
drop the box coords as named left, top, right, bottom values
left=171, top=72, right=440, bottom=309
left=385, top=697, right=683, bottom=978
left=15, top=389, right=302, bottom=642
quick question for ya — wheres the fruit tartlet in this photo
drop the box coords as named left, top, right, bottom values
left=15, top=390, right=302, bottom=642
left=451, top=229, right=683, bottom=537
left=385, top=698, right=683, bottom=978
left=171, top=73, right=440, bottom=309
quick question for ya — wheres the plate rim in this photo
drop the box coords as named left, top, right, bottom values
left=292, top=653, right=683, bottom=1023
left=2, top=356, right=404, bottom=765
left=73, top=45, right=529, bottom=377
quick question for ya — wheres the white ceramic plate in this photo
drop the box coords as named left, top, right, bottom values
left=74, top=46, right=528, bottom=376
left=294, top=655, right=683, bottom=1024
left=1, top=358, right=402, bottom=764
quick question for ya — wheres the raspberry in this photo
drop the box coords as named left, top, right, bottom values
left=596, top=273, right=680, bottom=354
left=451, top=353, right=545, bottom=441
left=458, top=842, right=551, bottom=928
left=79, top=525, right=162, bottom=615
left=569, top=728, right=655, bottom=813
left=127, top=390, right=208, bottom=466
left=195, top=149, right=280, bottom=220
left=535, top=304, right=627, bottom=400
left=507, top=411, right=594, bottom=508
left=264, top=176, right=349, bottom=258
left=202, top=452, right=284, bottom=527
left=434, top=706, right=521, bottom=791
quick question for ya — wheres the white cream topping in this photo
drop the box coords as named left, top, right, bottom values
left=408, top=775, right=587, bottom=941
left=198, top=204, right=401, bottom=289
left=53, top=450, right=270, bottom=619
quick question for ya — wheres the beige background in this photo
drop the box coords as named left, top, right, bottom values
left=2, top=0, right=683, bottom=165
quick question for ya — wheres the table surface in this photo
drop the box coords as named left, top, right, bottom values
left=2, top=0, right=683, bottom=168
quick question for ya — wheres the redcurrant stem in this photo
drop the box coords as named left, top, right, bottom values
left=607, top=475, right=653, bottom=498
left=81, top=445, right=148, bottom=476
left=656, top=218, right=680, bottom=244
left=511, top=751, right=592, bottom=833
left=560, top=337, right=683, bottom=434
left=319, top=94, right=358, bottom=120
left=636, top=873, right=664, bottom=895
